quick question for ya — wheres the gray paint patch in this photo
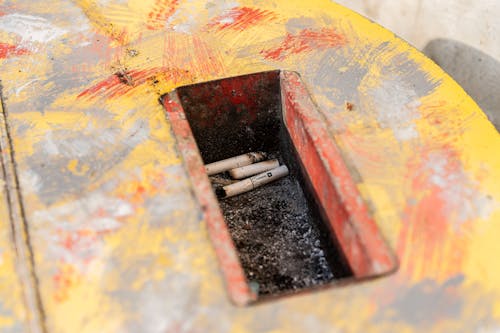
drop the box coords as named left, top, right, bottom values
left=381, top=51, right=441, bottom=97
left=361, top=74, right=421, bottom=142
left=285, top=17, right=318, bottom=34
left=308, top=41, right=392, bottom=111
left=423, top=151, right=495, bottom=225
left=376, top=275, right=465, bottom=327
left=24, top=117, right=150, bottom=205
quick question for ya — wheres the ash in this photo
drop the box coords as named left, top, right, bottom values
left=212, top=171, right=341, bottom=296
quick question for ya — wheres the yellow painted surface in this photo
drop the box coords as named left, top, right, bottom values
left=0, top=187, right=29, bottom=332
left=0, top=0, right=499, bottom=332
left=0, top=102, right=30, bottom=332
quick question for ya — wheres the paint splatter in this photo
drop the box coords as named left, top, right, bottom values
left=397, top=147, right=483, bottom=282
left=34, top=193, right=133, bottom=302
left=261, top=27, right=347, bottom=60
left=0, top=42, right=30, bottom=59
left=115, top=167, right=167, bottom=205
left=146, top=0, right=179, bottom=30
left=53, top=263, right=79, bottom=302
left=207, top=6, right=277, bottom=31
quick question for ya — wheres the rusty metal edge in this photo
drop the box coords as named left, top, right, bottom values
left=280, top=70, right=399, bottom=278
left=159, top=91, right=257, bottom=306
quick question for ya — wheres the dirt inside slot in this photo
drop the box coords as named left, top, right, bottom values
left=210, top=149, right=352, bottom=296
left=176, top=71, right=353, bottom=297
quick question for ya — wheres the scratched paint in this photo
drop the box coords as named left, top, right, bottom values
left=0, top=0, right=498, bottom=332
left=261, top=27, right=347, bottom=60
left=207, top=7, right=278, bottom=31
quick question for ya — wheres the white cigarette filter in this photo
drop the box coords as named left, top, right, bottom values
left=205, top=152, right=267, bottom=176
left=229, top=159, right=280, bottom=179
left=219, top=165, right=289, bottom=198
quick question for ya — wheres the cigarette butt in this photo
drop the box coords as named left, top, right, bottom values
left=219, top=165, right=289, bottom=198
left=209, top=175, right=238, bottom=186
left=229, top=159, right=280, bottom=179
left=205, top=152, right=267, bottom=176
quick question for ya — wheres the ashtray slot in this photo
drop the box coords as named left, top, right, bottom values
left=161, top=70, right=397, bottom=305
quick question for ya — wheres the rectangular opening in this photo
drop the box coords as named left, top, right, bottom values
left=176, top=71, right=353, bottom=297
left=161, top=70, right=397, bottom=304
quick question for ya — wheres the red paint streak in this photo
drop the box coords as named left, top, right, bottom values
left=191, top=36, right=226, bottom=77
left=161, top=91, right=257, bottom=305
left=78, top=37, right=222, bottom=99
left=281, top=71, right=396, bottom=277
left=161, top=33, right=226, bottom=82
left=77, top=67, right=180, bottom=100
left=397, top=147, right=469, bottom=282
left=207, top=6, right=277, bottom=31
left=0, top=42, right=30, bottom=59
left=261, top=28, right=347, bottom=60
left=339, top=128, right=386, bottom=166
left=77, top=73, right=122, bottom=99
left=146, top=0, right=179, bottom=30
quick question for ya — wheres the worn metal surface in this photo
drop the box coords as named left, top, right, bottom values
left=0, top=0, right=499, bottom=332
left=336, top=0, right=500, bottom=132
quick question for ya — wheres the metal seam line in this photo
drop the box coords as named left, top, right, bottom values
left=0, top=81, right=47, bottom=333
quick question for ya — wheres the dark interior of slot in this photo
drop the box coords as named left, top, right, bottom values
left=176, top=71, right=353, bottom=297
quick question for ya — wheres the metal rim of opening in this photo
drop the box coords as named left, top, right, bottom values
left=160, top=70, right=398, bottom=306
